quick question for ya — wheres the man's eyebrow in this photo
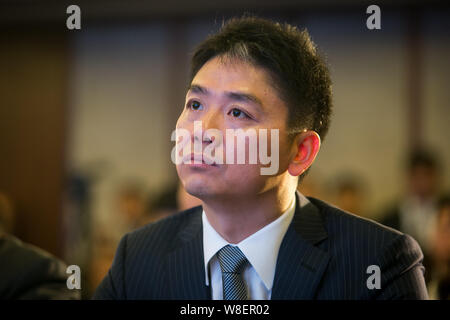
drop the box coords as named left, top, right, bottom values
left=226, top=91, right=263, bottom=109
left=188, top=84, right=263, bottom=109
left=188, top=84, right=209, bottom=95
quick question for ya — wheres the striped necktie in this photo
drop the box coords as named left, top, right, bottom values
left=216, top=245, right=249, bottom=300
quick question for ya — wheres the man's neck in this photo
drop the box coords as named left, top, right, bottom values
left=201, top=185, right=296, bottom=244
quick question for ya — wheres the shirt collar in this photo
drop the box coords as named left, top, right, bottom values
left=202, top=195, right=296, bottom=290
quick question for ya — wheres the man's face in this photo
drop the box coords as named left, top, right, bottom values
left=175, top=56, right=294, bottom=201
left=409, top=165, right=438, bottom=199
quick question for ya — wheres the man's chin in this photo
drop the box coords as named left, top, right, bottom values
left=183, top=179, right=216, bottom=200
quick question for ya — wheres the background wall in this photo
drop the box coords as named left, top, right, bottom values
left=0, top=29, right=69, bottom=256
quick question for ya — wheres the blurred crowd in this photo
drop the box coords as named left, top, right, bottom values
left=0, top=148, right=449, bottom=299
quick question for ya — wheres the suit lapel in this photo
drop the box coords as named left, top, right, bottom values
left=271, top=192, right=330, bottom=299
left=166, top=206, right=211, bottom=299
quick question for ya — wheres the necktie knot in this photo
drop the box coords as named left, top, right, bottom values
left=217, top=245, right=248, bottom=274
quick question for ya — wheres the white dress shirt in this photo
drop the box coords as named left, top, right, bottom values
left=202, top=195, right=296, bottom=300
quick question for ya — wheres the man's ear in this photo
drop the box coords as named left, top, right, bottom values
left=288, top=131, right=321, bottom=177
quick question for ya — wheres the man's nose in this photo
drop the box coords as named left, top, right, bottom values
left=193, top=110, right=221, bottom=145
left=202, top=110, right=221, bottom=132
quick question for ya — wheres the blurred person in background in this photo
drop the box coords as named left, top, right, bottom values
left=428, top=195, right=450, bottom=300
left=329, top=172, right=368, bottom=218
left=141, top=184, right=179, bottom=225
left=0, top=192, right=79, bottom=299
left=0, top=192, right=15, bottom=235
left=381, top=149, right=441, bottom=257
left=140, top=182, right=202, bottom=226
left=115, top=181, right=148, bottom=233
left=296, top=169, right=325, bottom=200
left=93, top=180, right=148, bottom=251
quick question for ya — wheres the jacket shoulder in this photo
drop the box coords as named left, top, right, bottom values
left=306, top=197, right=427, bottom=299
left=307, top=197, right=418, bottom=254
left=309, top=197, right=402, bottom=234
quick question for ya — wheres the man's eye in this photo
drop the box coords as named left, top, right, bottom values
left=187, top=100, right=203, bottom=111
left=229, top=108, right=250, bottom=119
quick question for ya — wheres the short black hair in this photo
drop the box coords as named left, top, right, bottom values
left=407, top=148, right=439, bottom=172
left=437, top=194, right=450, bottom=211
left=189, top=16, right=333, bottom=140
left=436, top=194, right=450, bottom=224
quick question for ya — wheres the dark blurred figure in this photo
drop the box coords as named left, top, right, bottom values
left=428, top=195, right=450, bottom=300
left=141, top=184, right=178, bottom=225
left=0, top=192, right=80, bottom=299
left=329, top=173, right=367, bottom=217
left=116, top=182, right=147, bottom=231
left=381, top=149, right=441, bottom=256
left=297, top=170, right=325, bottom=200
left=0, top=193, right=14, bottom=234
left=140, top=182, right=202, bottom=226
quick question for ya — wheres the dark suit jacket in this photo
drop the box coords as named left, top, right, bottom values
left=93, top=192, right=428, bottom=300
left=0, top=234, right=80, bottom=300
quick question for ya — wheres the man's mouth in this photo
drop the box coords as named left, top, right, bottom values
left=182, top=153, right=219, bottom=167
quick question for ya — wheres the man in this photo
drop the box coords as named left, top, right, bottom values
left=93, top=16, right=428, bottom=300
left=381, top=149, right=440, bottom=256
